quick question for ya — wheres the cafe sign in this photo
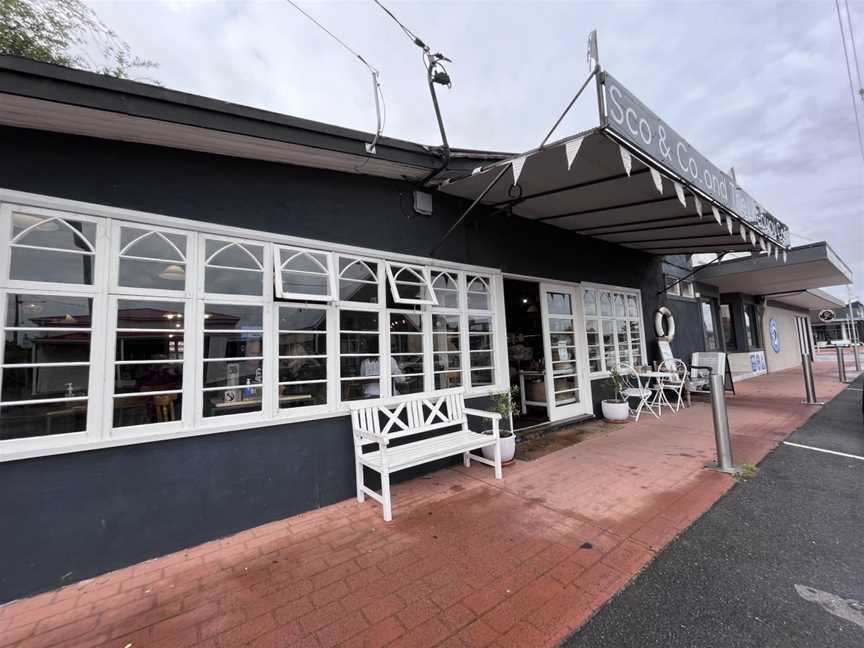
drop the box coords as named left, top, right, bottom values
left=601, top=72, right=790, bottom=247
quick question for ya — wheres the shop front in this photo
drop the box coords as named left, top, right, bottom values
left=0, top=54, right=796, bottom=602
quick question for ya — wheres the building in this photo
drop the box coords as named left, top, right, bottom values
left=0, top=54, right=839, bottom=603
left=810, top=299, right=864, bottom=345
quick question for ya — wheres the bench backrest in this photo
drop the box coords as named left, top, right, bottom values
left=349, top=388, right=466, bottom=446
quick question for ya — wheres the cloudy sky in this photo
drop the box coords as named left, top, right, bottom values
left=87, top=0, right=863, bottom=299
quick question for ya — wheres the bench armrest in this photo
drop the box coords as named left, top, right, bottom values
left=353, top=428, right=389, bottom=446
left=463, top=408, right=502, bottom=420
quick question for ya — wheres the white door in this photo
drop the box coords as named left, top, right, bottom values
left=540, top=283, right=592, bottom=421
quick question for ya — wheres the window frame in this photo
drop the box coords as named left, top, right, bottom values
left=0, top=191, right=508, bottom=462
left=274, top=244, right=336, bottom=302
left=385, top=262, right=438, bottom=306
left=465, top=274, right=496, bottom=389
left=106, top=294, right=194, bottom=437
left=111, top=221, right=193, bottom=299
left=200, top=234, right=270, bottom=303
left=581, top=283, right=647, bottom=377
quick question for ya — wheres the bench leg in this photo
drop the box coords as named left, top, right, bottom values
left=381, top=471, right=392, bottom=522
left=355, top=459, right=365, bottom=503
left=463, top=451, right=471, bottom=468
left=493, top=440, right=502, bottom=480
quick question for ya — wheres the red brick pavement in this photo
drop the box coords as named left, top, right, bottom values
left=1, top=360, right=857, bottom=648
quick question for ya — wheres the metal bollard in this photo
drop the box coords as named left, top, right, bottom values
left=708, top=372, right=735, bottom=473
left=836, top=345, right=848, bottom=383
left=853, top=345, right=861, bottom=373
left=801, top=353, right=822, bottom=405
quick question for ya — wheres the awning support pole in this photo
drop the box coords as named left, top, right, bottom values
left=429, top=164, right=511, bottom=256
left=658, top=253, right=727, bottom=296
left=539, top=67, right=598, bottom=149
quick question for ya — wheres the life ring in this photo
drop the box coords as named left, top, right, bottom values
left=655, top=306, right=675, bottom=340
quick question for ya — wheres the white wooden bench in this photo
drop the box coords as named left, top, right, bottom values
left=350, top=388, right=503, bottom=521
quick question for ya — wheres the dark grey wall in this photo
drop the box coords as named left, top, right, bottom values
left=0, top=126, right=665, bottom=603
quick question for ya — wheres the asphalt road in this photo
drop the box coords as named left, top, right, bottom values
left=562, top=375, right=864, bottom=648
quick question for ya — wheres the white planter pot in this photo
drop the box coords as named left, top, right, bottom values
left=482, top=434, right=516, bottom=463
left=601, top=399, right=629, bottom=422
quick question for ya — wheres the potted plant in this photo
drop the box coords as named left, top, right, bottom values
left=481, top=386, right=519, bottom=465
left=601, top=367, right=630, bottom=422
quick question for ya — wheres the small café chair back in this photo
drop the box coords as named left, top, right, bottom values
left=618, top=364, right=658, bottom=422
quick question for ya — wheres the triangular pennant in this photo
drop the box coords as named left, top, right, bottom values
left=750, top=230, right=757, bottom=246
left=711, top=206, right=721, bottom=225
left=619, top=146, right=632, bottom=176
left=759, top=238, right=767, bottom=252
left=726, top=214, right=733, bottom=235
left=565, top=137, right=584, bottom=170
left=650, top=168, right=663, bottom=194
left=783, top=250, right=787, bottom=263
left=694, top=195, right=703, bottom=217
left=511, top=156, right=526, bottom=185
left=739, top=223, right=747, bottom=242
left=472, top=166, right=482, bottom=175
left=774, top=246, right=780, bottom=261
left=674, top=182, right=686, bottom=207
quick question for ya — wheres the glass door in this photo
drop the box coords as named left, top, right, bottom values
left=540, top=283, right=592, bottom=421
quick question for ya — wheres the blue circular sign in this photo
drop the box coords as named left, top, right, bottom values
left=769, top=318, right=780, bottom=353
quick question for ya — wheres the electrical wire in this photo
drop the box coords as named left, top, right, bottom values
left=371, top=0, right=425, bottom=49
left=836, top=0, right=864, bottom=162
left=283, top=0, right=385, bottom=155
left=844, top=0, right=863, bottom=98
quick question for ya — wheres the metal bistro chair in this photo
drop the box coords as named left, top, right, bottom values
left=618, top=364, right=658, bottom=422
left=657, top=358, right=688, bottom=412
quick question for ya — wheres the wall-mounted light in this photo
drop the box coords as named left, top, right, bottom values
left=158, top=264, right=186, bottom=281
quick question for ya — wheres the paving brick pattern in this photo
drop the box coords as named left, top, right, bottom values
left=1, top=360, right=857, bottom=648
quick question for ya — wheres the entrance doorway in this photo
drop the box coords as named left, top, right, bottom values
left=504, top=278, right=592, bottom=431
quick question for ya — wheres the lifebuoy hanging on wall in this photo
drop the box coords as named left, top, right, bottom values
left=655, top=306, right=676, bottom=340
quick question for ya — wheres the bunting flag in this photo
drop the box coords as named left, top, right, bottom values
left=650, top=167, right=663, bottom=194
left=511, top=156, right=526, bottom=185
left=674, top=182, right=686, bottom=207
left=565, top=137, right=584, bottom=170
left=750, top=230, right=757, bottom=246
left=759, top=238, right=766, bottom=252
left=619, top=146, right=632, bottom=176
left=783, top=250, right=788, bottom=263
left=694, top=195, right=703, bottom=218
left=472, top=166, right=482, bottom=175
left=775, top=246, right=780, bottom=261
left=726, top=214, right=733, bottom=235
left=711, top=206, right=721, bottom=225
left=740, top=222, right=747, bottom=242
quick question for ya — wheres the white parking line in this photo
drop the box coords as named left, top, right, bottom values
left=783, top=441, right=864, bottom=462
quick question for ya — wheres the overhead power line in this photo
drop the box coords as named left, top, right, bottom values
left=283, top=0, right=385, bottom=154
left=836, top=0, right=864, bottom=162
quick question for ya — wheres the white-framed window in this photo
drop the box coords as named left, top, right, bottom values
left=3, top=205, right=104, bottom=291
left=338, top=308, right=382, bottom=402
left=200, top=302, right=266, bottom=419
left=431, top=270, right=462, bottom=390
left=385, top=262, right=437, bottom=306
left=114, top=224, right=189, bottom=295
left=0, top=192, right=508, bottom=460
left=466, top=275, right=495, bottom=387
left=583, top=285, right=645, bottom=375
left=110, top=297, right=188, bottom=432
left=202, top=236, right=267, bottom=300
left=0, top=292, right=96, bottom=441
left=277, top=304, right=330, bottom=411
left=274, top=245, right=335, bottom=301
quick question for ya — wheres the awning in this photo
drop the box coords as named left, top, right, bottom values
left=771, top=288, right=845, bottom=311
left=697, top=242, right=852, bottom=296
left=438, top=70, right=792, bottom=259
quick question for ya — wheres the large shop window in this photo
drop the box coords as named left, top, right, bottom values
left=583, top=286, right=644, bottom=375
left=0, top=198, right=504, bottom=458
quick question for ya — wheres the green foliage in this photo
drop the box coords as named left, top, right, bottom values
left=606, top=367, right=627, bottom=402
left=737, top=463, right=758, bottom=480
left=490, top=386, right=520, bottom=418
left=0, top=0, right=158, bottom=81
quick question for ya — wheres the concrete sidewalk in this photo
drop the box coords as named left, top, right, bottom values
left=0, top=361, right=857, bottom=648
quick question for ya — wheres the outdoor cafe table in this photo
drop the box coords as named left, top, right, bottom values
left=634, top=369, right=678, bottom=414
